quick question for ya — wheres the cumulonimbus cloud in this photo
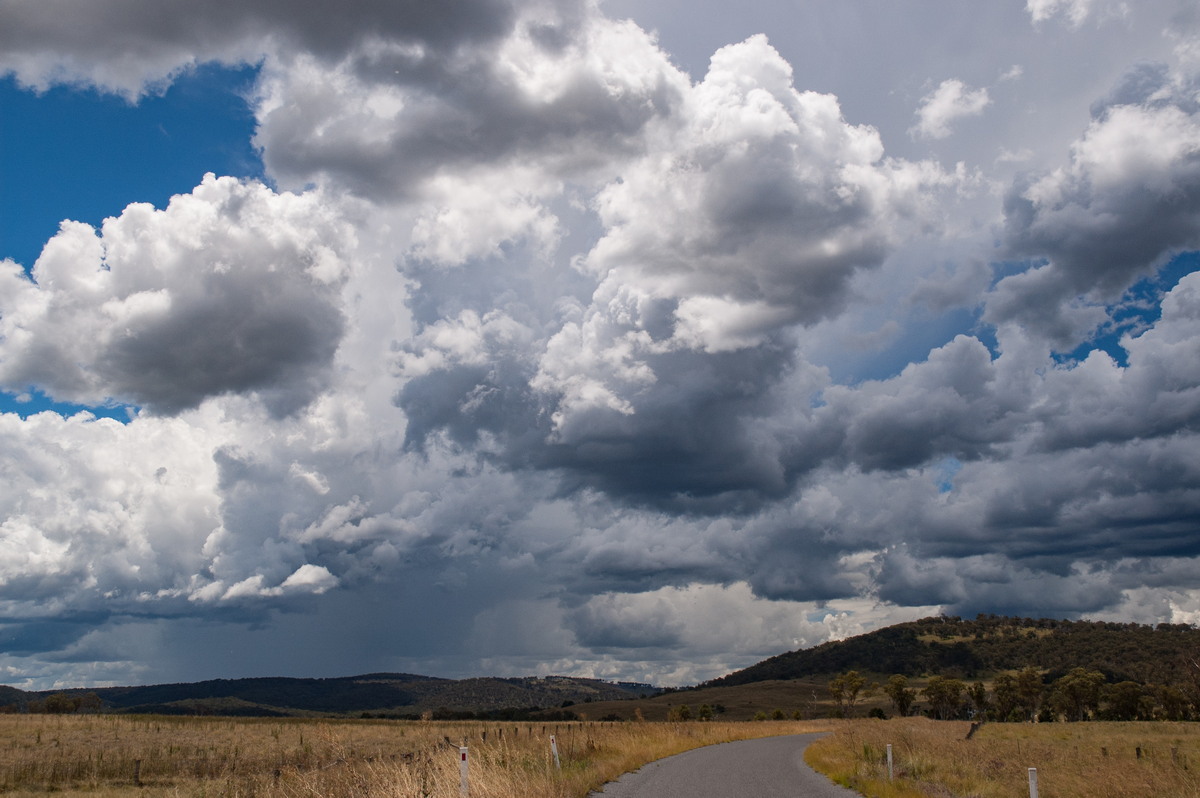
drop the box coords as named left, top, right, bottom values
left=0, top=0, right=1199, bottom=689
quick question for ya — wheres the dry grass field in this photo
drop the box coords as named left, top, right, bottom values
left=0, top=713, right=831, bottom=797
left=805, top=717, right=1200, bottom=798
left=8, top=711, right=1200, bottom=797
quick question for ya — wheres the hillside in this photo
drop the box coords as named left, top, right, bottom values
left=2, top=673, right=655, bottom=717
left=562, top=678, right=836, bottom=722
left=704, top=615, right=1200, bottom=687
left=7, top=615, right=1198, bottom=720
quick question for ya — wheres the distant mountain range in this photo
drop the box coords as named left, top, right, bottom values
left=6, top=615, right=1198, bottom=718
left=0, top=672, right=656, bottom=718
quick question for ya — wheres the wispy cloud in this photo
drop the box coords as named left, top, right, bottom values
left=910, top=79, right=991, bottom=140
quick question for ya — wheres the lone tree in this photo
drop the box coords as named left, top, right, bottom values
left=884, top=675, right=916, bottom=717
left=828, top=670, right=869, bottom=717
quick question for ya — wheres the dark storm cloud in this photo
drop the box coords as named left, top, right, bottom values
left=0, top=615, right=109, bottom=657
left=0, top=0, right=520, bottom=93
left=818, top=335, right=1016, bottom=473
left=568, top=598, right=684, bottom=649
left=101, top=267, right=344, bottom=416
left=539, top=343, right=799, bottom=510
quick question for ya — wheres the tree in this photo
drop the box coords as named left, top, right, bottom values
left=1155, top=685, right=1190, bottom=721
left=968, top=681, right=988, bottom=718
left=668, top=704, right=692, bottom=721
left=991, top=673, right=1020, bottom=721
left=42, top=693, right=79, bottom=714
left=1101, top=681, right=1146, bottom=721
left=697, top=704, right=714, bottom=721
left=1015, top=667, right=1045, bottom=721
left=828, top=670, right=868, bottom=717
left=1049, top=667, right=1104, bottom=721
left=884, top=675, right=916, bottom=717
left=922, top=675, right=966, bottom=720
left=76, top=692, right=103, bottom=713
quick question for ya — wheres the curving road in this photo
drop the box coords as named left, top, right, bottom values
left=589, top=733, right=861, bottom=798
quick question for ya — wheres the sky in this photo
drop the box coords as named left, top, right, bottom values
left=0, top=0, right=1199, bottom=691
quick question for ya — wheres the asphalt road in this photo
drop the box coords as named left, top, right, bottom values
left=589, top=733, right=862, bottom=798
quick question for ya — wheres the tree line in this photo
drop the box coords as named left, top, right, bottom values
left=0, top=692, right=104, bottom=715
left=829, top=665, right=1199, bottom=722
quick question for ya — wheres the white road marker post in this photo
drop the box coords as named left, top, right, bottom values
left=886, top=744, right=894, bottom=780
left=1028, top=767, right=1038, bottom=798
left=550, top=734, right=561, bottom=770
left=459, top=746, right=469, bottom=797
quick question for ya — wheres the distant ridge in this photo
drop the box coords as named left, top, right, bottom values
left=703, top=615, right=1200, bottom=687
left=1, top=673, right=656, bottom=718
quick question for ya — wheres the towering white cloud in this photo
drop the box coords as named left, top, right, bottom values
left=0, top=175, right=355, bottom=415
left=0, top=0, right=1198, bottom=690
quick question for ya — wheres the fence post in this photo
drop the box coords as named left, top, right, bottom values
left=886, top=744, right=893, bottom=780
left=133, top=759, right=142, bottom=787
left=459, top=746, right=469, bottom=797
left=1028, top=767, right=1038, bottom=798
left=550, top=735, right=561, bottom=770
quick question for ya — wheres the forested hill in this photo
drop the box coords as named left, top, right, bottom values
left=704, top=615, right=1200, bottom=687
left=1, top=673, right=656, bottom=717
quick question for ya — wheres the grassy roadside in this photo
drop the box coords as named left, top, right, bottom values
left=804, top=717, right=1200, bottom=798
left=0, top=714, right=833, bottom=797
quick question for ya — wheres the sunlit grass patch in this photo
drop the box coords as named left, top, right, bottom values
left=806, top=717, right=1200, bottom=798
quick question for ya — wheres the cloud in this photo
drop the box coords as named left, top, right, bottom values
left=1026, top=0, right=1129, bottom=27
left=0, top=174, right=354, bottom=416
left=502, top=36, right=960, bottom=506
left=0, top=0, right=522, bottom=97
left=1, top=0, right=1200, bottom=691
left=992, top=62, right=1200, bottom=347
left=251, top=9, right=686, bottom=200
left=910, top=79, right=991, bottom=140
left=0, top=410, right=220, bottom=614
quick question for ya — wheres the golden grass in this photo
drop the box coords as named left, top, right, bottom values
left=0, top=714, right=832, bottom=797
left=805, top=717, right=1200, bottom=798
